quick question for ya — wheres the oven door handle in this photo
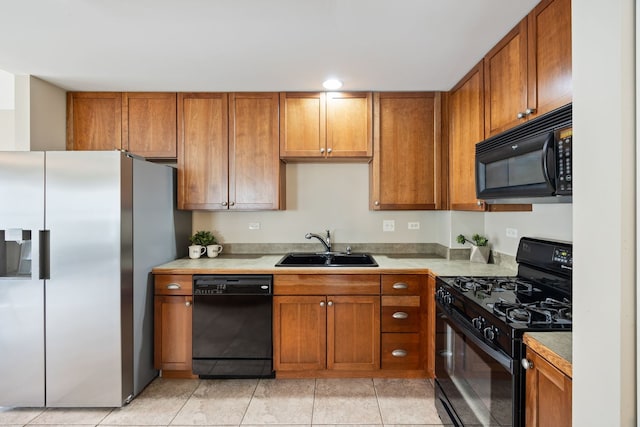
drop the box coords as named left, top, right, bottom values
left=441, top=305, right=514, bottom=374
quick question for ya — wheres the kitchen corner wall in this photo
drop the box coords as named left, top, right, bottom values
left=193, top=161, right=572, bottom=255
left=193, top=162, right=450, bottom=247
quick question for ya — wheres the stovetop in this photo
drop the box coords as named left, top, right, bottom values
left=438, top=275, right=572, bottom=328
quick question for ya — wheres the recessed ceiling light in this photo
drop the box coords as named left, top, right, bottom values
left=322, top=79, right=343, bottom=90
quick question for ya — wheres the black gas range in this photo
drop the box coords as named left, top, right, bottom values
left=434, top=237, right=572, bottom=427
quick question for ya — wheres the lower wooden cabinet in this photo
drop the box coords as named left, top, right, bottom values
left=153, top=274, right=196, bottom=378
left=524, top=346, right=572, bottom=427
left=273, top=294, right=380, bottom=372
left=273, top=273, right=429, bottom=377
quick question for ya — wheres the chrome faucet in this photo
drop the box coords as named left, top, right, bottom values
left=305, top=229, right=331, bottom=253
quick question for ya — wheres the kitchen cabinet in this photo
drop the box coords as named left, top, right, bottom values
left=67, top=92, right=177, bottom=158
left=177, top=92, right=284, bottom=210
left=380, top=274, right=426, bottom=370
left=280, top=92, right=372, bottom=160
left=524, top=346, right=572, bottom=427
left=370, top=92, right=444, bottom=210
left=67, top=92, right=122, bottom=151
left=448, top=64, right=532, bottom=212
left=153, top=274, right=196, bottom=378
left=484, top=0, right=571, bottom=137
left=122, top=92, right=177, bottom=158
left=273, top=274, right=380, bottom=374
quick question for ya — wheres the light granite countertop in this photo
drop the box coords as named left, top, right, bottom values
left=152, top=254, right=517, bottom=277
left=523, top=332, right=572, bottom=378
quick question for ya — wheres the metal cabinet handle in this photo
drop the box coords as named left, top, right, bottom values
left=374, top=201, right=380, bottom=206
left=517, top=112, right=526, bottom=119
left=320, top=301, right=325, bottom=307
left=167, top=283, right=181, bottom=290
left=392, top=349, right=407, bottom=357
left=521, top=358, right=534, bottom=370
left=222, top=201, right=228, bottom=206
left=185, top=301, right=192, bottom=307
left=327, top=148, right=332, bottom=153
left=525, top=108, right=536, bottom=115
left=392, top=282, right=409, bottom=290
left=392, top=311, right=409, bottom=319
left=327, top=301, right=333, bottom=306
left=229, top=201, right=235, bottom=206
left=320, top=148, right=325, bottom=153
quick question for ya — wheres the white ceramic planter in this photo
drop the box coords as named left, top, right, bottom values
left=470, top=246, right=490, bottom=263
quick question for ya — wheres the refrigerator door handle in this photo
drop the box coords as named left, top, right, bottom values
left=39, top=230, right=50, bottom=280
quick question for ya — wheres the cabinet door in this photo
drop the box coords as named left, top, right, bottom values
left=154, top=295, right=193, bottom=372
left=66, top=92, right=122, bottom=151
left=273, top=296, right=327, bottom=371
left=371, top=92, right=441, bottom=210
left=525, top=347, right=572, bottom=427
left=280, top=92, right=326, bottom=158
left=229, top=92, right=283, bottom=210
left=484, top=19, right=529, bottom=137
left=326, top=92, right=372, bottom=158
left=122, top=92, right=177, bottom=158
left=449, top=63, right=486, bottom=211
left=527, top=0, right=572, bottom=119
left=177, top=93, right=229, bottom=210
left=327, top=295, right=380, bottom=371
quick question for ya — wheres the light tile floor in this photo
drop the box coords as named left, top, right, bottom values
left=0, top=377, right=451, bottom=426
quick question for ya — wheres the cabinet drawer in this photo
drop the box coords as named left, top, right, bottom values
left=274, top=274, right=380, bottom=295
left=381, top=306, right=421, bottom=332
left=381, top=333, right=421, bottom=370
left=381, top=275, right=424, bottom=295
left=154, top=274, right=193, bottom=296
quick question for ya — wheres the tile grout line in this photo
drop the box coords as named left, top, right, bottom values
left=164, top=378, right=201, bottom=427
left=238, top=378, right=261, bottom=426
left=310, top=378, right=317, bottom=426
left=371, top=378, right=385, bottom=426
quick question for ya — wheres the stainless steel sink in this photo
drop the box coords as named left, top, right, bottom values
left=275, top=252, right=378, bottom=267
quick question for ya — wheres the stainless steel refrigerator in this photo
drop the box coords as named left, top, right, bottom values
left=0, top=151, right=191, bottom=407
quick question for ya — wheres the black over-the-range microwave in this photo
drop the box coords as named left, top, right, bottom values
left=475, top=103, right=572, bottom=204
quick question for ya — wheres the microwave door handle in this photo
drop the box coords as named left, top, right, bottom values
left=541, top=135, right=554, bottom=185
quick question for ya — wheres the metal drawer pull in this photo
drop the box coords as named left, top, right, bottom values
left=392, top=282, right=409, bottom=290
left=167, top=283, right=181, bottom=290
left=392, top=311, right=409, bottom=319
left=391, top=349, right=408, bottom=357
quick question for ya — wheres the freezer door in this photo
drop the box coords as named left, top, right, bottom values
left=45, top=151, right=126, bottom=407
left=0, top=151, right=45, bottom=406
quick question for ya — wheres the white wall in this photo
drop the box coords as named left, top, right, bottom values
left=484, top=204, right=573, bottom=255
left=0, top=109, right=15, bottom=149
left=29, top=76, right=66, bottom=151
left=573, top=1, right=636, bottom=426
left=193, top=162, right=449, bottom=246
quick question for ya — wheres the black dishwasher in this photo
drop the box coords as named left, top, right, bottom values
left=192, top=274, right=274, bottom=378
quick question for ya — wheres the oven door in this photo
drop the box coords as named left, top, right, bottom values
left=434, top=301, right=522, bottom=427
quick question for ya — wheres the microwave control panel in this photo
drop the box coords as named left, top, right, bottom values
left=556, top=130, right=572, bottom=195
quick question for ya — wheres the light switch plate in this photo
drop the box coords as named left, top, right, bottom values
left=408, top=222, right=420, bottom=230
left=249, top=222, right=261, bottom=230
left=506, top=228, right=518, bottom=238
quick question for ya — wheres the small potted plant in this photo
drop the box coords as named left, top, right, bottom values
left=188, top=231, right=216, bottom=259
left=457, top=233, right=490, bottom=263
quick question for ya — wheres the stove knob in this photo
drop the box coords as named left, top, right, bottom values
left=472, top=317, right=482, bottom=329
left=483, top=327, right=496, bottom=341
left=444, top=294, right=453, bottom=304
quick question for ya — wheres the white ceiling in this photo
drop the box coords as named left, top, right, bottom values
left=0, top=0, right=539, bottom=92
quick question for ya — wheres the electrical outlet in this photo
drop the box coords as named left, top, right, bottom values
left=506, top=228, right=518, bottom=238
left=249, top=222, right=261, bottom=230
left=383, top=220, right=395, bottom=232
left=408, top=222, right=420, bottom=230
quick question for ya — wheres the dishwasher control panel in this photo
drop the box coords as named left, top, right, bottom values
left=193, top=274, right=273, bottom=295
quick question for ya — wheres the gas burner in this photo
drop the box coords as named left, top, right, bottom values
left=492, top=299, right=572, bottom=326
left=452, top=276, right=534, bottom=295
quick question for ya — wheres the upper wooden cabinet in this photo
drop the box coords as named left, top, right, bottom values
left=484, top=0, right=571, bottom=137
left=122, top=92, right=177, bottom=158
left=448, top=63, right=486, bottom=211
left=67, top=91, right=177, bottom=159
left=370, top=92, right=444, bottom=210
left=177, top=92, right=284, bottom=211
left=67, top=92, right=122, bottom=151
left=280, top=92, right=372, bottom=160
